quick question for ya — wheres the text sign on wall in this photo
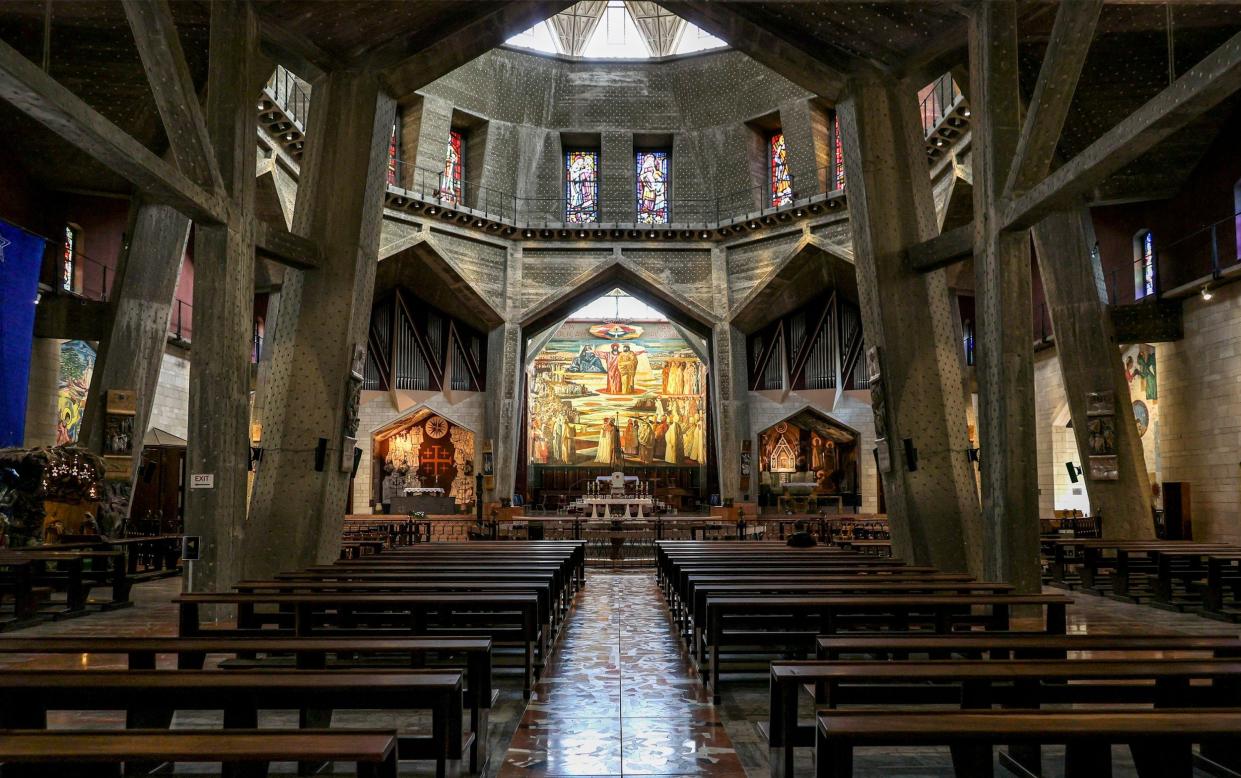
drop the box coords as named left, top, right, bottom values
left=190, top=473, right=214, bottom=489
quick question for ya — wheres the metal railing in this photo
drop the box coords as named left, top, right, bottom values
left=170, top=298, right=192, bottom=342
left=1156, top=209, right=1241, bottom=293
left=919, top=72, right=962, bottom=138
left=265, top=66, right=309, bottom=128
left=67, top=251, right=114, bottom=302
left=388, top=159, right=839, bottom=227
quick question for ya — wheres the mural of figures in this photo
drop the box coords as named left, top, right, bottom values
left=528, top=317, right=708, bottom=468
left=1123, top=342, right=1161, bottom=489
left=57, top=340, right=96, bottom=445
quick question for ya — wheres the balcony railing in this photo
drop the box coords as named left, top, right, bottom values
left=919, top=72, right=962, bottom=138
left=266, top=66, right=310, bottom=128
left=170, top=298, right=192, bottom=343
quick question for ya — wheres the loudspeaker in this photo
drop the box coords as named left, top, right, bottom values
left=351, top=447, right=363, bottom=478
left=903, top=438, right=918, bottom=472
left=1066, top=462, right=1081, bottom=484
left=142, top=461, right=157, bottom=483
left=314, top=438, right=327, bottom=472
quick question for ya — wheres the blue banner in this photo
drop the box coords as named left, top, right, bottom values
left=0, top=221, right=47, bottom=448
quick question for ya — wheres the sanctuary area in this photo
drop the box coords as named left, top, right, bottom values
left=2, top=1, right=1241, bottom=776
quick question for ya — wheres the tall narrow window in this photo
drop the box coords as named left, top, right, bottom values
left=62, top=225, right=78, bottom=292
left=635, top=150, right=669, bottom=224
left=769, top=132, right=792, bottom=207
left=565, top=150, right=599, bottom=223
left=440, top=130, right=464, bottom=204
left=1135, top=230, right=1156, bottom=300
left=832, top=117, right=845, bottom=191
left=387, top=117, right=399, bottom=186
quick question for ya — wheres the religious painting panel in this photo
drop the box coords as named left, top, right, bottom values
left=527, top=319, right=708, bottom=469
left=56, top=340, right=96, bottom=445
left=635, top=150, right=669, bottom=224
left=565, top=150, right=599, bottom=223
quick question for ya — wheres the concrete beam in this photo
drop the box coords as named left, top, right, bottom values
left=1004, top=27, right=1241, bottom=230
left=906, top=222, right=973, bottom=273
left=255, top=220, right=323, bottom=271
left=658, top=1, right=848, bottom=100
left=184, top=0, right=260, bottom=594
left=1003, top=0, right=1102, bottom=198
left=121, top=0, right=224, bottom=193
left=0, top=38, right=227, bottom=225
left=245, top=69, right=396, bottom=581
left=1032, top=208, right=1153, bottom=539
left=837, top=71, right=983, bottom=576
left=969, top=1, right=1040, bottom=592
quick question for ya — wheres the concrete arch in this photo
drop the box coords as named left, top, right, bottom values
left=520, top=259, right=718, bottom=337
left=730, top=234, right=857, bottom=333
left=375, top=232, right=505, bottom=332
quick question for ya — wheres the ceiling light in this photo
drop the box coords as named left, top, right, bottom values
left=426, top=206, right=437, bottom=215
left=699, top=231, right=710, bottom=239
left=962, top=107, right=972, bottom=117
left=523, top=229, right=534, bottom=238
left=1201, top=285, right=1214, bottom=301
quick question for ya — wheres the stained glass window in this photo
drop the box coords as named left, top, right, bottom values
left=769, top=132, right=792, bottom=207
left=62, top=225, right=77, bottom=292
left=1135, top=231, right=1156, bottom=299
left=440, top=130, right=464, bottom=204
left=387, top=117, right=399, bottom=186
left=833, top=117, right=845, bottom=191
left=635, top=150, right=669, bottom=224
left=565, top=150, right=599, bottom=223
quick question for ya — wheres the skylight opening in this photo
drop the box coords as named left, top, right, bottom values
left=674, top=22, right=726, bottom=55
left=581, top=1, right=651, bottom=59
left=507, top=19, right=561, bottom=55
left=567, top=289, right=667, bottom=321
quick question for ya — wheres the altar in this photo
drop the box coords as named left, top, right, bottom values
left=577, top=496, right=655, bottom=519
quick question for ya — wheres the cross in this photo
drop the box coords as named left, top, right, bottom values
left=420, top=443, right=454, bottom=485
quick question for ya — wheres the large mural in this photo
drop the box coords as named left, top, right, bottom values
left=528, top=319, right=708, bottom=468
left=57, top=340, right=96, bottom=445
left=1123, top=343, right=1160, bottom=488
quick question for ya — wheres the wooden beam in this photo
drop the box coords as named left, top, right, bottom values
left=121, top=0, right=224, bottom=193
left=1003, top=0, right=1102, bottom=198
left=0, top=38, right=227, bottom=225
left=657, top=1, right=848, bottom=100
left=256, top=18, right=338, bottom=79
left=907, top=222, right=974, bottom=272
left=379, top=2, right=574, bottom=98
left=1004, top=27, right=1241, bottom=230
left=255, top=220, right=323, bottom=271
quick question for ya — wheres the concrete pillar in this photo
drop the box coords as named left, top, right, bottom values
left=80, top=201, right=190, bottom=508
left=1033, top=208, right=1153, bottom=537
left=484, top=320, right=523, bottom=504
left=184, top=0, right=259, bottom=593
left=710, top=322, right=750, bottom=502
left=245, top=69, right=396, bottom=581
left=969, top=2, right=1041, bottom=591
left=836, top=71, right=983, bottom=576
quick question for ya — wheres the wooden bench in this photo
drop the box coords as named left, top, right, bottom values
left=0, top=635, right=493, bottom=772
left=815, top=709, right=1241, bottom=778
left=0, top=557, right=50, bottom=629
left=178, top=591, right=540, bottom=696
left=705, top=593, right=1070, bottom=702
left=0, top=670, right=464, bottom=778
left=0, top=729, right=399, bottom=778
left=765, top=634, right=1241, bottom=776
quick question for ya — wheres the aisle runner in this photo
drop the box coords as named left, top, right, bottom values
left=500, top=572, right=744, bottom=776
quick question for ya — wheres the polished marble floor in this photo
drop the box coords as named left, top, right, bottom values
left=2, top=572, right=1238, bottom=776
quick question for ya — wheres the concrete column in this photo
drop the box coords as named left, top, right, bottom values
left=836, top=72, right=983, bottom=576
left=1033, top=208, right=1153, bottom=537
left=969, top=2, right=1041, bottom=591
left=710, top=322, right=750, bottom=502
left=245, top=70, right=396, bottom=581
left=184, top=0, right=259, bottom=593
left=484, top=321, right=523, bottom=504
left=80, top=201, right=190, bottom=506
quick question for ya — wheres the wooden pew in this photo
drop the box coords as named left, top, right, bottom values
left=0, top=635, right=493, bottom=772
left=0, top=557, right=50, bottom=629
left=764, top=633, right=1241, bottom=776
left=1203, top=553, right=1241, bottom=617
left=0, top=729, right=399, bottom=778
left=178, top=591, right=540, bottom=697
left=705, top=593, right=1070, bottom=702
left=0, top=549, right=128, bottom=614
left=0, top=670, right=464, bottom=778
left=814, top=709, right=1241, bottom=778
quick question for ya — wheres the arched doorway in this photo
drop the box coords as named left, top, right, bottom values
left=756, top=408, right=860, bottom=514
left=371, top=408, right=476, bottom=514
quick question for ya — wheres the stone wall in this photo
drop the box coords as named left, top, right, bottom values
left=21, top=338, right=63, bottom=448
left=1155, top=282, right=1241, bottom=542
left=146, top=348, right=191, bottom=439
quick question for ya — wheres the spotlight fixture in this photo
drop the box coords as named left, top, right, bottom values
left=558, top=229, right=569, bottom=238
left=935, top=138, right=945, bottom=147
left=747, top=221, right=759, bottom=229
left=426, top=206, right=438, bottom=215
left=628, top=230, right=640, bottom=239
left=1201, top=285, right=1214, bottom=301
left=794, top=209, right=805, bottom=218
left=577, top=230, right=587, bottom=238
left=962, top=107, right=972, bottom=117
left=540, top=228, right=552, bottom=238
left=474, top=219, right=485, bottom=227
left=523, top=229, right=534, bottom=238
left=699, top=231, right=710, bottom=239
left=647, top=230, right=657, bottom=238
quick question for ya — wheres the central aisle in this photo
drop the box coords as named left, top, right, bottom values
left=499, top=571, right=746, bottom=776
